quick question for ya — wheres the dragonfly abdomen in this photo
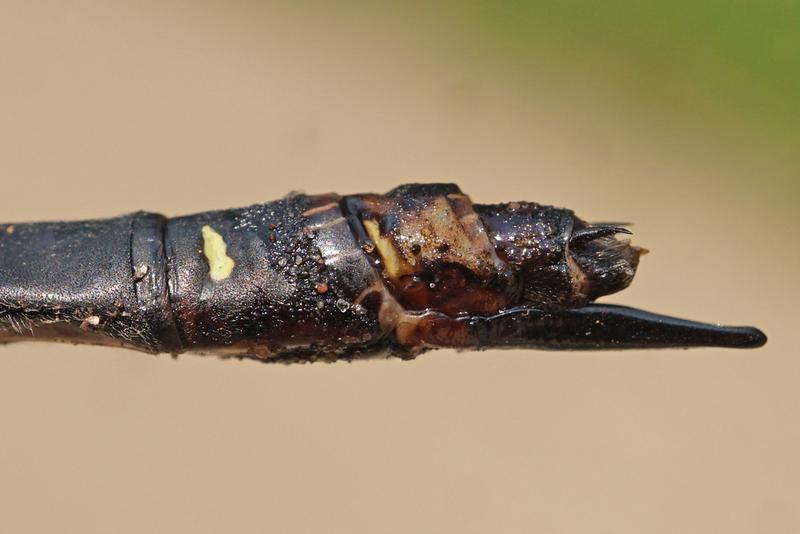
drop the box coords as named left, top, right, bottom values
left=0, top=183, right=765, bottom=361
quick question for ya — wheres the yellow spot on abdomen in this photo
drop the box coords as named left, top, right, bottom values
left=201, top=225, right=235, bottom=281
left=362, top=219, right=412, bottom=279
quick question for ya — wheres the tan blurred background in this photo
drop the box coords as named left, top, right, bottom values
left=0, top=1, right=798, bottom=533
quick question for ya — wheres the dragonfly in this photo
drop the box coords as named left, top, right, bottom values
left=0, top=183, right=766, bottom=362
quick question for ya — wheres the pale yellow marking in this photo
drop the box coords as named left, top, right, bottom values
left=302, top=202, right=339, bottom=217
left=202, top=225, right=235, bottom=281
left=362, top=219, right=411, bottom=279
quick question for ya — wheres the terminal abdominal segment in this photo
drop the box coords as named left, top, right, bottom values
left=0, top=184, right=766, bottom=362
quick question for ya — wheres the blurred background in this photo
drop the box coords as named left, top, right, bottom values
left=0, top=1, right=797, bottom=533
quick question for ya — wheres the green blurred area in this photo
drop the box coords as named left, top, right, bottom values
left=398, top=1, right=800, bottom=196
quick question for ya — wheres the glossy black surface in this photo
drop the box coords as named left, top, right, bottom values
left=0, top=184, right=767, bottom=360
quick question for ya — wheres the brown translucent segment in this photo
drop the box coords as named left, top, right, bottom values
left=344, top=184, right=517, bottom=316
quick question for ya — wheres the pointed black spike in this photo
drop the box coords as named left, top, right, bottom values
left=558, top=304, right=768, bottom=349
left=460, top=304, right=767, bottom=350
left=571, top=225, right=633, bottom=245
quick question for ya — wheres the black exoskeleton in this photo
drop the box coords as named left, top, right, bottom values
left=0, top=184, right=766, bottom=362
